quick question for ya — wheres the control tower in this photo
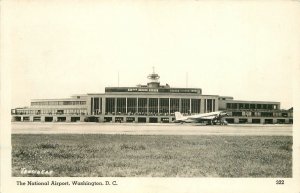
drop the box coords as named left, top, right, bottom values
left=147, top=67, right=160, bottom=88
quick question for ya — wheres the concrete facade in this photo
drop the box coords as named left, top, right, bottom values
left=11, top=71, right=293, bottom=124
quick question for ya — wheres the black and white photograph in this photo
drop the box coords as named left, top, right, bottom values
left=1, top=1, right=299, bottom=193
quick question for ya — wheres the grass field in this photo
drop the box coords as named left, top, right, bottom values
left=12, top=134, right=292, bottom=177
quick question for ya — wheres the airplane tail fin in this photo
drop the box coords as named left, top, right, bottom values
left=175, top=112, right=184, bottom=120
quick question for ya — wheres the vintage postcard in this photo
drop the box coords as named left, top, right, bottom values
left=1, top=1, right=300, bottom=193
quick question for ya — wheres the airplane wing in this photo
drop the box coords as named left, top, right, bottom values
left=188, top=112, right=221, bottom=120
left=188, top=115, right=217, bottom=121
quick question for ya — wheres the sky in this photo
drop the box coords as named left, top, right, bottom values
left=5, top=1, right=300, bottom=109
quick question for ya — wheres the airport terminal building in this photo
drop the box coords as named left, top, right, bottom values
left=11, top=71, right=293, bottom=124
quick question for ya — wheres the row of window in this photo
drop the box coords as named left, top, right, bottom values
left=230, top=111, right=292, bottom=117
left=104, top=98, right=213, bottom=114
left=225, top=118, right=293, bottom=124
left=12, top=110, right=292, bottom=117
left=31, top=101, right=86, bottom=106
left=226, top=103, right=278, bottom=110
left=105, top=112, right=175, bottom=116
left=13, top=109, right=88, bottom=115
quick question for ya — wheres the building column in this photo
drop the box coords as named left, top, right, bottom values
left=66, top=116, right=71, bottom=122
left=98, top=97, right=101, bottom=115
left=247, top=118, right=252, bottom=123
left=234, top=118, right=239, bottom=124
left=179, top=98, right=182, bottom=112
left=199, top=99, right=201, bottom=113
left=146, top=98, right=149, bottom=115
left=189, top=98, right=192, bottom=114
left=91, top=97, right=94, bottom=115
left=114, top=98, right=117, bottom=114
left=158, top=117, right=161, bottom=123
left=98, top=115, right=104, bottom=123
left=200, top=99, right=205, bottom=113
left=168, top=98, right=170, bottom=115
left=102, top=97, right=106, bottom=115
left=125, top=97, right=128, bottom=114
left=214, top=99, right=219, bottom=111
left=158, top=98, right=160, bottom=114
left=136, top=98, right=138, bottom=113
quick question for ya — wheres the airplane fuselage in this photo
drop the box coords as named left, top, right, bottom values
left=174, top=111, right=228, bottom=125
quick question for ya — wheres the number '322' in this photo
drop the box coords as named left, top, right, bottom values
left=276, top=180, right=284, bottom=185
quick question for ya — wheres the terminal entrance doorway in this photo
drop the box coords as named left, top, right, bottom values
left=138, top=117, right=146, bottom=123
left=104, top=117, right=112, bottom=122
left=71, top=117, right=80, bottom=122
left=161, top=118, right=169, bottom=123
left=115, top=117, right=124, bottom=123
left=149, top=117, right=158, bottom=123
left=33, top=117, right=41, bottom=122
left=45, top=117, right=53, bottom=122
left=126, top=117, right=135, bottom=123
left=277, top=119, right=285, bottom=124
left=14, top=116, right=21, bottom=121
left=57, top=117, right=66, bottom=122
left=252, top=119, right=261, bottom=124
left=225, top=118, right=234, bottom=124
left=265, top=119, right=273, bottom=124
left=84, top=116, right=98, bottom=122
